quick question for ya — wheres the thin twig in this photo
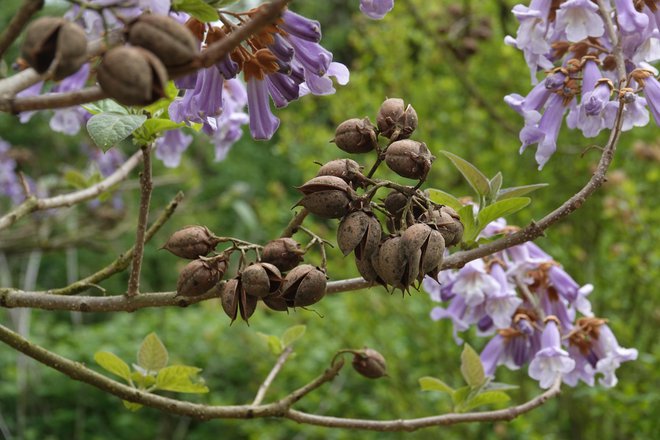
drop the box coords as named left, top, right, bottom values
left=0, top=0, right=44, bottom=60
left=252, top=346, right=294, bottom=406
left=281, top=209, right=309, bottom=238
left=0, top=149, right=143, bottom=231
left=126, top=145, right=153, bottom=296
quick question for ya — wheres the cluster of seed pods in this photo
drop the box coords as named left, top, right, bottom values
left=163, top=226, right=327, bottom=324
left=296, top=98, right=464, bottom=293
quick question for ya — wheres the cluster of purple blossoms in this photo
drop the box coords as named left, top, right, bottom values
left=423, top=219, right=637, bottom=389
left=359, top=0, right=395, bottom=19
left=505, top=0, right=660, bottom=169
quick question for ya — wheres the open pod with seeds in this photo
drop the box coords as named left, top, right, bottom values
left=372, top=236, right=419, bottom=292
left=162, top=225, right=221, bottom=259
left=177, top=258, right=227, bottom=297
left=126, top=14, right=199, bottom=73
left=337, top=210, right=382, bottom=260
left=333, top=117, right=378, bottom=154
left=316, top=158, right=367, bottom=188
left=280, top=264, right=327, bottom=307
left=420, top=205, right=464, bottom=247
left=377, top=98, right=418, bottom=141
left=21, top=17, right=87, bottom=80
left=96, top=46, right=168, bottom=106
left=384, top=140, right=435, bottom=180
left=240, top=262, right=282, bottom=298
left=400, top=223, right=445, bottom=282
left=220, top=278, right=258, bottom=324
left=295, top=175, right=355, bottom=219
left=261, top=237, right=304, bottom=272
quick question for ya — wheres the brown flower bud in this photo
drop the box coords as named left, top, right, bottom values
left=377, top=98, right=418, bottom=141
left=333, top=118, right=378, bottom=153
left=97, top=46, right=168, bottom=106
left=281, top=264, right=327, bottom=307
left=385, top=140, right=435, bottom=180
left=337, top=210, right=382, bottom=260
left=261, top=237, right=304, bottom=272
left=177, top=258, right=226, bottom=297
left=352, top=348, right=388, bottom=379
left=241, top=262, right=281, bottom=298
left=126, top=15, right=199, bottom=72
left=21, top=17, right=87, bottom=80
left=162, top=225, right=220, bottom=259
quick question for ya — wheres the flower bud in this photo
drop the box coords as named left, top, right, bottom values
left=377, top=98, right=418, bottom=140
left=385, top=140, right=435, bottom=180
left=162, top=225, right=220, bottom=259
left=352, top=348, right=388, bottom=379
left=333, top=118, right=378, bottom=153
left=97, top=46, right=168, bottom=106
left=261, top=237, right=304, bottom=272
left=21, top=17, right=87, bottom=80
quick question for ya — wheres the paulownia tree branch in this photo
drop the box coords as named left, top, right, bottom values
left=0, top=0, right=44, bottom=59
left=0, top=322, right=560, bottom=431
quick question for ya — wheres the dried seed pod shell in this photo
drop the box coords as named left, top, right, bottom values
left=316, top=159, right=365, bottom=186
left=333, top=117, right=378, bottom=154
left=21, top=17, right=87, bottom=80
left=176, top=259, right=221, bottom=296
left=261, top=238, right=304, bottom=272
left=281, top=264, right=327, bottom=307
left=385, top=140, right=435, bottom=180
left=352, top=348, right=388, bottom=379
left=337, top=210, right=382, bottom=259
left=240, top=263, right=271, bottom=298
left=355, top=254, right=385, bottom=285
left=401, top=223, right=432, bottom=257
left=262, top=295, right=289, bottom=312
left=97, top=46, right=168, bottom=106
left=162, top=225, right=220, bottom=259
left=374, top=236, right=406, bottom=288
left=422, top=206, right=464, bottom=246
left=239, top=285, right=258, bottom=322
left=297, top=190, right=351, bottom=219
left=220, top=278, right=239, bottom=321
left=297, top=175, right=350, bottom=194
left=377, top=98, right=418, bottom=141
left=127, top=14, right=198, bottom=71
left=419, top=229, right=445, bottom=280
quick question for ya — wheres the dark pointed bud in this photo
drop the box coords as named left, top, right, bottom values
left=126, top=14, right=199, bottom=73
left=162, top=225, right=220, bottom=259
left=377, top=98, right=418, bottom=141
left=281, top=264, right=327, bottom=307
left=177, top=258, right=226, bottom=297
left=261, top=237, right=304, bottom=272
left=333, top=117, right=378, bottom=154
left=21, top=17, right=87, bottom=80
left=385, top=140, right=435, bottom=180
left=97, top=46, right=168, bottom=106
left=241, top=262, right=282, bottom=298
left=352, top=348, right=388, bottom=379
left=337, top=210, right=382, bottom=260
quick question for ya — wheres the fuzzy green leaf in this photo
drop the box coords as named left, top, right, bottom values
left=460, top=344, right=486, bottom=388
left=419, top=376, right=455, bottom=394
left=462, top=391, right=510, bottom=412
left=489, top=172, right=503, bottom=200
left=281, top=325, right=306, bottom=347
left=156, top=365, right=209, bottom=394
left=173, top=0, right=218, bottom=22
left=452, top=385, right=470, bottom=408
left=457, top=205, right=476, bottom=244
left=82, top=99, right=128, bottom=115
left=123, top=400, right=143, bottom=412
left=497, top=183, right=548, bottom=200
left=441, top=151, right=491, bottom=196
left=257, top=332, right=283, bottom=355
left=477, top=197, right=530, bottom=228
left=137, top=333, right=169, bottom=372
left=483, top=381, right=519, bottom=392
left=87, top=113, right=146, bottom=151
left=427, top=188, right=464, bottom=211
left=94, top=351, right=131, bottom=382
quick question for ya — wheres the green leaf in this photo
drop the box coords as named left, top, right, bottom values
left=94, top=351, right=132, bottom=382
left=497, top=183, right=548, bottom=200
left=82, top=99, right=128, bottom=115
left=457, top=205, right=476, bottom=244
left=451, top=385, right=470, bottom=408
left=489, top=172, right=503, bottom=200
left=462, top=391, right=510, bottom=412
left=256, top=332, right=283, bottom=355
left=142, top=119, right=185, bottom=137
left=123, top=400, right=143, bottom=412
left=419, top=376, right=454, bottom=394
left=460, top=344, right=486, bottom=388
left=173, top=0, right=219, bottom=22
left=87, top=113, right=147, bottom=151
left=427, top=188, right=464, bottom=211
left=477, top=197, right=531, bottom=229
left=281, top=325, right=306, bottom=347
left=440, top=151, right=491, bottom=197
left=137, top=333, right=169, bottom=372
left=131, top=370, right=156, bottom=389
left=483, top=381, right=519, bottom=392
left=156, top=365, right=209, bottom=394
left=63, top=170, right=89, bottom=189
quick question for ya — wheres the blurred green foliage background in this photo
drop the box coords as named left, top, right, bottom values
left=0, top=0, right=658, bottom=439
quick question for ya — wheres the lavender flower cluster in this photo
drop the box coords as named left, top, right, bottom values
left=423, top=219, right=638, bottom=389
left=506, top=0, right=660, bottom=169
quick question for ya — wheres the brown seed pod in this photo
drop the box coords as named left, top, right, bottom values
left=296, top=190, right=352, bottom=219
left=385, top=140, right=435, bottom=180
left=281, top=264, right=327, bottom=307
left=421, top=206, right=464, bottom=247
left=374, top=236, right=417, bottom=290
left=97, top=46, right=168, bottom=106
left=126, top=14, right=199, bottom=72
left=352, top=348, right=388, bottom=379
left=297, top=175, right=350, bottom=194
left=262, top=295, right=289, bottom=312
left=333, top=117, right=378, bottom=154
left=377, top=98, right=418, bottom=141
left=355, top=253, right=386, bottom=286
left=239, top=285, right=258, bottom=323
left=241, top=262, right=281, bottom=298
left=162, top=225, right=220, bottom=259
left=21, top=17, right=87, bottom=80
left=337, top=210, right=382, bottom=260
left=261, top=237, right=304, bottom=272
left=220, top=278, right=239, bottom=321
left=316, top=159, right=366, bottom=187
left=177, top=258, right=226, bottom=297
left=401, top=224, right=445, bottom=282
